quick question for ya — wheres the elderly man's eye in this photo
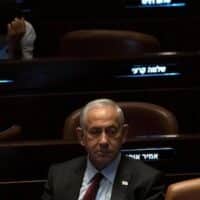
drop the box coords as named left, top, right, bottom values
left=106, top=127, right=119, bottom=135
left=88, top=128, right=102, bottom=135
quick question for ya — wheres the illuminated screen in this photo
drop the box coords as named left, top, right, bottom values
left=126, top=0, right=187, bottom=8
left=121, top=147, right=176, bottom=162
left=124, top=0, right=191, bottom=18
left=115, top=63, right=181, bottom=78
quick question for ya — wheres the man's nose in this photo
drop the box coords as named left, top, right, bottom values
left=99, top=132, right=109, bottom=145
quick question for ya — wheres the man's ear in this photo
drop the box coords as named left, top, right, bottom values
left=76, top=127, right=85, bottom=146
left=122, top=124, right=128, bottom=144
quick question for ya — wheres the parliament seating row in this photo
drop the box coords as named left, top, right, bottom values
left=0, top=135, right=200, bottom=199
left=0, top=135, right=199, bottom=181
left=0, top=87, right=200, bottom=141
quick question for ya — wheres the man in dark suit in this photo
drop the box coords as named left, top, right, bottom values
left=42, top=98, right=165, bottom=200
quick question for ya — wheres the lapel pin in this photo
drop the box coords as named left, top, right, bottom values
left=121, top=180, right=128, bottom=186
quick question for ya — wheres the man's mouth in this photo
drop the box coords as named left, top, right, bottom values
left=97, top=151, right=111, bottom=156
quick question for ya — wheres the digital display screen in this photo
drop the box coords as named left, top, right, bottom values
left=121, top=147, right=176, bottom=162
left=0, top=79, right=14, bottom=84
left=126, top=0, right=186, bottom=8
left=115, top=63, right=181, bottom=78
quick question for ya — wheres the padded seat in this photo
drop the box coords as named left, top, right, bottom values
left=63, top=102, right=178, bottom=142
left=165, top=178, right=200, bottom=200
left=0, top=125, right=22, bottom=141
left=59, top=29, right=160, bottom=58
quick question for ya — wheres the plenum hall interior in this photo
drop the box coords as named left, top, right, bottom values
left=0, top=0, right=200, bottom=199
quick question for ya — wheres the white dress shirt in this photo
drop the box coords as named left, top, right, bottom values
left=78, top=153, right=121, bottom=200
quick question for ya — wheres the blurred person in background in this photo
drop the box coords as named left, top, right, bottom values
left=0, top=2, right=36, bottom=60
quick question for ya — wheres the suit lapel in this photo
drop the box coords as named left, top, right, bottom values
left=62, top=158, right=86, bottom=200
left=111, top=156, right=133, bottom=200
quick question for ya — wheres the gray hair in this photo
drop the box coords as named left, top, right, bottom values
left=80, top=98, right=125, bottom=129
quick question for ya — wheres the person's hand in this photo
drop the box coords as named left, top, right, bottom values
left=7, top=17, right=26, bottom=58
left=7, top=17, right=26, bottom=41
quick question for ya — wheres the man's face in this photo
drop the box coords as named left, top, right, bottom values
left=77, top=105, right=127, bottom=170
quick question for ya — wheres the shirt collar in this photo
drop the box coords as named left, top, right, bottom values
left=85, top=153, right=121, bottom=184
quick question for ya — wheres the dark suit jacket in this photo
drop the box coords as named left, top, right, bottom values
left=42, top=156, right=165, bottom=200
